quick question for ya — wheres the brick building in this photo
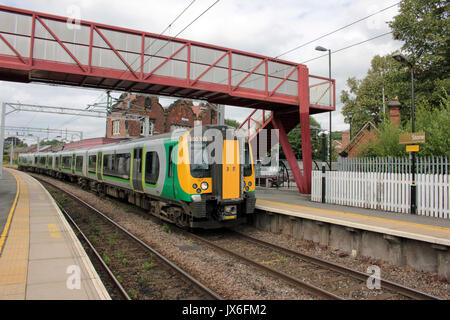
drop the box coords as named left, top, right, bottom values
left=106, top=94, right=217, bottom=139
left=339, top=97, right=401, bottom=158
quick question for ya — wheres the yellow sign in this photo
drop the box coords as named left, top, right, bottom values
left=406, top=145, right=419, bottom=152
left=399, top=132, right=426, bottom=144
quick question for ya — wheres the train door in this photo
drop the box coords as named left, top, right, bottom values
left=132, top=147, right=144, bottom=191
left=96, top=151, right=103, bottom=181
left=166, top=144, right=175, bottom=199
left=71, top=154, right=75, bottom=174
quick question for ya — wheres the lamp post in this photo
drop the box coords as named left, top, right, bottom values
left=315, top=46, right=332, bottom=170
left=318, top=130, right=329, bottom=203
left=393, top=53, right=416, bottom=214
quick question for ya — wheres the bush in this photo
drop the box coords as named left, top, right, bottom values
left=358, top=90, right=449, bottom=157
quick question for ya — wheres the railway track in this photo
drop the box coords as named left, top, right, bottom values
left=192, top=229, right=441, bottom=300
left=38, top=178, right=221, bottom=301
left=34, top=174, right=441, bottom=300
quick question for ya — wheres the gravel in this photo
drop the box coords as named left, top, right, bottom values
left=233, top=225, right=449, bottom=299
left=35, top=174, right=316, bottom=300
left=33, top=173, right=449, bottom=300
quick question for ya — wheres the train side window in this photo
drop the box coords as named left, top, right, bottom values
left=88, top=155, right=97, bottom=173
left=62, top=156, right=71, bottom=169
left=168, top=146, right=174, bottom=177
left=103, top=154, right=116, bottom=175
left=116, top=153, right=131, bottom=178
left=103, top=153, right=130, bottom=179
left=76, top=156, right=83, bottom=171
left=145, top=151, right=159, bottom=185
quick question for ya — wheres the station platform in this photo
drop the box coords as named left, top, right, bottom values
left=255, top=187, right=450, bottom=247
left=0, top=168, right=110, bottom=300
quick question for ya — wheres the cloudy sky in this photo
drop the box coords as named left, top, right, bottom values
left=0, top=0, right=403, bottom=144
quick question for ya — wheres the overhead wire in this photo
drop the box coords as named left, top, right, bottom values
left=116, top=0, right=198, bottom=80
left=275, top=1, right=400, bottom=59
left=140, top=0, right=221, bottom=73
left=217, top=1, right=400, bottom=86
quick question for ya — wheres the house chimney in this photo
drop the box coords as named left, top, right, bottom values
left=388, top=97, right=401, bottom=125
left=342, top=131, right=350, bottom=148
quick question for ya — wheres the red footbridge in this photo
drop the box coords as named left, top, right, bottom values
left=0, top=4, right=335, bottom=194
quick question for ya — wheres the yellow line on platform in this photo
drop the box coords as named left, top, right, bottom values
left=257, top=199, right=450, bottom=234
left=0, top=168, right=20, bottom=256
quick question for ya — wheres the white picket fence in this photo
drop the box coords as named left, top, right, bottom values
left=311, top=170, right=450, bottom=219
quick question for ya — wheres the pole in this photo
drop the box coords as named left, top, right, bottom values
left=0, top=102, right=5, bottom=179
left=10, top=138, right=13, bottom=168
left=321, top=133, right=326, bottom=203
left=328, top=49, right=332, bottom=170
left=411, top=66, right=416, bottom=214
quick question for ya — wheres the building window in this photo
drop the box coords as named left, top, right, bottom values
left=140, top=119, right=145, bottom=136
left=148, top=121, right=154, bottom=136
left=140, top=119, right=154, bottom=136
left=145, top=97, right=151, bottom=109
left=112, top=120, right=120, bottom=136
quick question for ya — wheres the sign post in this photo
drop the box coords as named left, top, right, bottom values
left=399, top=132, right=425, bottom=215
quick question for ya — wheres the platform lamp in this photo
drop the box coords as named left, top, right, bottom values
left=392, top=53, right=416, bottom=214
left=315, top=46, right=332, bottom=170
left=318, top=130, right=329, bottom=203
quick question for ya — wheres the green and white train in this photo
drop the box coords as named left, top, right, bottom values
left=18, top=125, right=256, bottom=229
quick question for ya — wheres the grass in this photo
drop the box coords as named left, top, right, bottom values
left=89, top=225, right=100, bottom=237
left=161, top=223, right=171, bottom=233
left=102, top=253, right=111, bottom=265
left=142, top=261, right=154, bottom=271
left=127, top=289, right=137, bottom=300
left=116, top=251, right=126, bottom=259
left=140, top=275, right=151, bottom=286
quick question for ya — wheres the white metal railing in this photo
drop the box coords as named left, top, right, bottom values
left=311, top=170, right=449, bottom=219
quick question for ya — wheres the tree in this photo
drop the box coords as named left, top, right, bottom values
left=280, top=117, right=322, bottom=160
left=389, top=0, right=449, bottom=108
left=358, top=91, right=450, bottom=157
left=224, top=119, right=241, bottom=128
left=341, top=0, right=449, bottom=141
left=341, top=54, right=409, bottom=137
left=39, top=139, right=64, bottom=146
left=389, top=0, right=449, bottom=83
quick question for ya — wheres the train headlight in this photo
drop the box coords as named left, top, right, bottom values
left=201, top=182, right=209, bottom=190
left=245, top=186, right=249, bottom=191
left=192, top=183, right=198, bottom=189
left=248, top=181, right=252, bottom=187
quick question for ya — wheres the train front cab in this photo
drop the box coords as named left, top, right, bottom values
left=177, top=126, right=256, bottom=229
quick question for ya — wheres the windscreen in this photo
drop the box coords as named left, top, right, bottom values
left=189, top=137, right=213, bottom=178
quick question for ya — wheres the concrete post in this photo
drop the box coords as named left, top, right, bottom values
left=10, top=138, right=13, bottom=168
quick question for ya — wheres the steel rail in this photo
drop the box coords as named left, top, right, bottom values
left=230, top=230, right=441, bottom=300
left=185, top=231, right=343, bottom=300
left=39, top=178, right=222, bottom=301
left=55, top=201, right=131, bottom=300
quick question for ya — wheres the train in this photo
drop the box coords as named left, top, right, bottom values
left=17, top=125, right=256, bottom=229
